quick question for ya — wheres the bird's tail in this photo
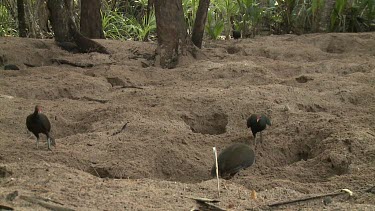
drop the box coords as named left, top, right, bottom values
left=265, top=117, right=272, bottom=126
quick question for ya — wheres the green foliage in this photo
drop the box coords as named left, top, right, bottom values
left=2, top=0, right=375, bottom=40
left=262, top=0, right=282, bottom=33
left=183, top=0, right=198, bottom=34
left=291, top=0, right=310, bottom=32
left=0, top=5, right=17, bottom=37
left=331, top=0, right=348, bottom=31
left=99, top=0, right=375, bottom=39
left=102, top=8, right=156, bottom=41
left=134, top=0, right=148, bottom=8
left=276, top=0, right=298, bottom=32
left=287, top=0, right=324, bottom=33
left=102, top=9, right=127, bottom=40
left=101, top=0, right=156, bottom=41
left=236, top=0, right=264, bottom=37
left=363, top=0, right=375, bottom=20
left=205, top=8, right=225, bottom=39
left=207, top=0, right=237, bottom=38
left=330, top=0, right=375, bottom=32
left=130, top=11, right=156, bottom=41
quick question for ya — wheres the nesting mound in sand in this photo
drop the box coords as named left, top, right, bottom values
left=0, top=33, right=374, bottom=210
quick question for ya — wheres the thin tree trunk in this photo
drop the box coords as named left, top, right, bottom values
left=192, top=0, right=210, bottom=48
left=154, top=0, right=188, bottom=68
left=47, top=0, right=108, bottom=53
left=47, top=0, right=74, bottom=42
left=25, top=0, right=36, bottom=38
left=17, top=0, right=27, bottom=37
left=36, top=0, right=50, bottom=35
left=318, top=0, right=336, bottom=32
left=68, top=17, right=109, bottom=54
left=145, top=0, right=154, bottom=41
left=80, top=0, right=105, bottom=39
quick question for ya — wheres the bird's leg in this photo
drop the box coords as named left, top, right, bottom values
left=36, top=138, right=39, bottom=149
left=51, top=138, right=56, bottom=147
left=222, top=180, right=228, bottom=190
left=47, top=138, right=51, bottom=150
left=254, top=136, right=257, bottom=149
left=260, top=132, right=263, bottom=144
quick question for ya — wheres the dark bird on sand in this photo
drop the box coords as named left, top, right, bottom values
left=211, top=143, right=255, bottom=179
left=4, top=64, right=20, bottom=70
left=247, top=114, right=271, bottom=148
left=232, top=30, right=241, bottom=39
left=26, top=105, right=55, bottom=150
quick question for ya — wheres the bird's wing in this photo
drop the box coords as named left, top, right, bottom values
left=247, top=114, right=257, bottom=128
left=26, top=115, right=33, bottom=131
left=246, top=118, right=252, bottom=128
left=38, top=114, right=51, bottom=131
left=226, top=165, right=244, bottom=176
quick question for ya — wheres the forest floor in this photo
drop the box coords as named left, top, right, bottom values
left=0, top=33, right=374, bottom=210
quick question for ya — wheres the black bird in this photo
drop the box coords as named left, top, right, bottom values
left=247, top=114, right=271, bottom=148
left=232, top=30, right=241, bottom=39
left=211, top=143, right=255, bottom=179
left=4, top=64, right=20, bottom=70
left=26, top=105, right=55, bottom=150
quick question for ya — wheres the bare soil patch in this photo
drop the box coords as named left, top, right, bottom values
left=0, top=33, right=374, bottom=210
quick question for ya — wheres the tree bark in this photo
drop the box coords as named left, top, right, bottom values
left=80, top=0, right=105, bottom=39
left=68, top=17, right=110, bottom=54
left=25, top=0, right=37, bottom=38
left=318, top=0, right=336, bottom=32
left=154, top=0, right=188, bottom=68
left=36, top=0, right=50, bottom=35
left=191, top=0, right=210, bottom=48
left=145, top=0, right=154, bottom=41
left=47, top=0, right=73, bottom=42
left=47, top=0, right=108, bottom=54
left=17, top=0, right=27, bottom=37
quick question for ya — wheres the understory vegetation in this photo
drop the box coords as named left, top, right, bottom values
left=1, top=0, right=375, bottom=39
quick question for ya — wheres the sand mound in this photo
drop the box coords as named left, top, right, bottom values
left=0, top=33, right=374, bottom=210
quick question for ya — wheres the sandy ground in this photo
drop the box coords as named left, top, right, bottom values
left=0, top=33, right=374, bottom=210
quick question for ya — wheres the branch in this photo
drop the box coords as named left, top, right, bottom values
left=0, top=204, right=14, bottom=210
left=119, top=85, right=144, bottom=89
left=51, top=58, right=94, bottom=68
left=184, top=196, right=225, bottom=211
left=81, top=96, right=108, bottom=104
left=268, top=189, right=353, bottom=207
left=69, top=96, right=108, bottom=104
left=112, top=122, right=129, bottom=136
left=19, top=195, right=75, bottom=211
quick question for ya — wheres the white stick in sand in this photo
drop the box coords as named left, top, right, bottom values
left=212, top=147, right=220, bottom=198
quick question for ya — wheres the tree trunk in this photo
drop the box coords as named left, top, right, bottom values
left=192, top=0, right=210, bottom=48
left=68, top=17, right=110, bottom=54
left=47, top=0, right=74, bottom=42
left=36, top=0, right=50, bottom=35
left=154, top=0, right=188, bottom=68
left=47, top=0, right=109, bottom=54
left=80, top=0, right=105, bottom=39
left=17, top=0, right=27, bottom=37
left=145, top=0, right=154, bottom=41
left=318, top=0, right=336, bottom=32
left=25, top=0, right=37, bottom=38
